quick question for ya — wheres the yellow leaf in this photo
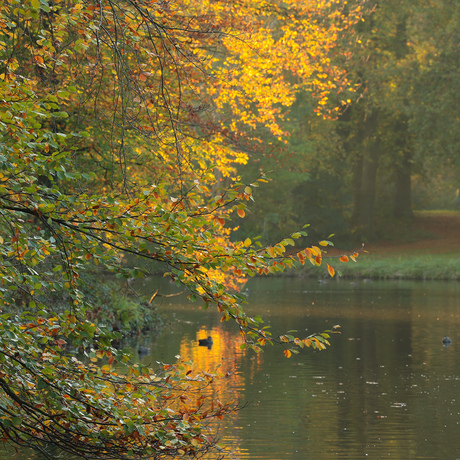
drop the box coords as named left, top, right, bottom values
left=319, top=240, right=328, bottom=246
left=244, top=237, right=251, bottom=247
left=312, top=245, right=321, bottom=255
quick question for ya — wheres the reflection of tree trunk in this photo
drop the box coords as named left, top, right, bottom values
left=393, top=152, right=412, bottom=219
left=357, top=110, right=379, bottom=239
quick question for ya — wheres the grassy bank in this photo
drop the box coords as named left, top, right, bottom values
left=324, top=253, right=460, bottom=280
left=293, top=252, right=460, bottom=281
left=294, top=211, right=460, bottom=280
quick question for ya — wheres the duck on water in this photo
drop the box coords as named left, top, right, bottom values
left=138, top=345, right=151, bottom=355
left=198, top=336, right=213, bottom=348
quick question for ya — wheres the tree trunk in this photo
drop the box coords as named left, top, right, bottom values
left=351, top=155, right=363, bottom=223
left=393, top=152, right=413, bottom=219
left=357, top=110, right=379, bottom=239
left=359, top=151, right=379, bottom=238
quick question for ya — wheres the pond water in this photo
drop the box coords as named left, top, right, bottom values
left=137, top=277, right=460, bottom=460
left=2, top=278, right=460, bottom=459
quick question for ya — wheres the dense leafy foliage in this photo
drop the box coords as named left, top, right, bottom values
left=0, top=0, right=363, bottom=458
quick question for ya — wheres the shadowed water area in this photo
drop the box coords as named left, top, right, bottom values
left=3, top=278, right=460, bottom=459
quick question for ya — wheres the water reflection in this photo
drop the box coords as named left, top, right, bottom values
left=2, top=279, right=460, bottom=459
left=145, top=278, right=460, bottom=460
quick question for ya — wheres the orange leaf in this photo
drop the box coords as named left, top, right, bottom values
left=85, top=253, right=91, bottom=260
left=315, top=255, right=322, bottom=266
left=237, top=209, right=245, bottom=218
left=327, top=263, right=335, bottom=277
left=340, top=255, right=349, bottom=263
left=284, top=349, right=292, bottom=358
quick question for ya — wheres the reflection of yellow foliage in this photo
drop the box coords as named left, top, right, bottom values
left=179, top=327, right=264, bottom=391
left=180, top=328, right=245, bottom=376
left=176, top=326, right=265, bottom=458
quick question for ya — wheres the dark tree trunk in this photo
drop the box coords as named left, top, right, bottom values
left=359, top=150, right=379, bottom=237
left=357, top=110, right=379, bottom=239
left=393, top=152, right=413, bottom=219
left=351, top=155, right=363, bottom=223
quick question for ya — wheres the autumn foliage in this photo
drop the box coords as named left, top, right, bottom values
left=0, top=0, right=361, bottom=457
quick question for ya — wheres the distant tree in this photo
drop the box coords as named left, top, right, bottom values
left=331, top=0, right=460, bottom=238
left=408, top=0, right=460, bottom=183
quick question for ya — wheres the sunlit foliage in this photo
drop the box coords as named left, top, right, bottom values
left=0, top=0, right=360, bottom=457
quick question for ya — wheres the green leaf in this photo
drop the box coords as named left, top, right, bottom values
left=11, top=417, right=22, bottom=427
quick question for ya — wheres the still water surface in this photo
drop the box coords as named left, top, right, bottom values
left=140, top=278, right=460, bottom=460
left=3, top=278, right=460, bottom=459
